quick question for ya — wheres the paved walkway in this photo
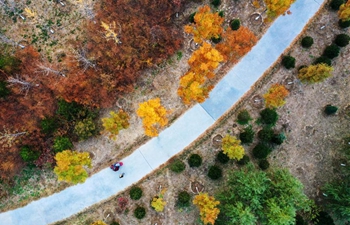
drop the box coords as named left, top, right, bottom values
left=0, top=0, right=325, bottom=224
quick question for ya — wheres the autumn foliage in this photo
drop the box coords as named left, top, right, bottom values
left=298, top=64, right=333, bottom=83
left=264, top=0, right=296, bottom=19
left=338, top=0, right=350, bottom=22
left=136, top=98, right=169, bottom=137
left=193, top=192, right=220, bottom=225
left=221, top=135, right=245, bottom=160
left=263, top=84, right=289, bottom=108
left=102, top=110, right=130, bottom=139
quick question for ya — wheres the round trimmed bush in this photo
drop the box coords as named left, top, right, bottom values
left=211, top=35, right=222, bottom=44
left=301, top=36, right=314, bottom=48
left=260, top=108, right=278, bottom=126
left=188, top=154, right=202, bottom=167
left=271, top=133, right=285, bottom=145
left=334, top=33, right=350, bottom=47
left=0, top=81, right=10, bottom=98
left=211, top=0, right=221, bottom=7
left=281, top=56, right=296, bottom=69
left=53, top=136, right=73, bottom=153
left=239, top=126, right=255, bottom=144
left=134, top=206, right=146, bottom=219
left=323, top=44, right=340, bottom=59
left=330, top=0, right=345, bottom=10
left=207, top=165, right=222, bottom=180
left=236, top=109, right=251, bottom=125
left=170, top=159, right=186, bottom=173
left=129, top=186, right=143, bottom=200
left=258, top=159, right=270, bottom=170
left=177, top=191, right=191, bottom=207
left=20, top=145, right=40, bottom=163
left=230, top=19, right=240, bottom=31
left=189, top=12, right=196, bottom=23
left=324, top=104, right=338, bottom=115
left=258, top=127, right=274, bottom=142
left=216, top=151, right=229, bottom=164
left=237, top=155, right=250, bottom=165
left=252, top=142, right=272, bottom=159
left=314, top=56, right=332, bottom=66
left=218, top=11, right=224, bottom=18
left=338, top=19, right=350, bottom=28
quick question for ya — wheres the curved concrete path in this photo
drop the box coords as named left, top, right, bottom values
left=0, top=0, right=325, bottom=224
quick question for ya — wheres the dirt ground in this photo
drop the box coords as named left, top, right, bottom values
left=52, top=2, right=350, bottom=225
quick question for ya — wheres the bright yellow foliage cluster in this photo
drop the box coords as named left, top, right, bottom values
left=339, top=0, right=350, bottom=22
left=151, top=188, right=167, bottom=212
left=184, top=5, right=224, bottom=43
left=193, top=192, right=220, bottom=225
left=24, top=8, right=36, bottom=18
left=54, top=150, right=92, bottom=184
left=136, top=98, right=169, bottom=137
left=101, top=110, right=130, bottom=140
left=298, top=63, right=333, bottom=83
left=90, top=221, right=107, bottom=225
left=264, top=0, right=296, bottom=19
left=101, top=21, right=121, bottom=44
left=263, top=84, right=289, bottom=108
left=221, top=135, right=245, bottom=160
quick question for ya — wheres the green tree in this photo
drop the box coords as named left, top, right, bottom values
left=74, top=117, right=97, bottom=140
left=53, top=136, right=73, bottom=153
left=0, top=81, right=10, bottom=98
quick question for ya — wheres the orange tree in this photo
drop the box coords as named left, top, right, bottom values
left=54, top=150, right=91, bottom=184
left=339, top=0, right=350, bottom=22
left=264, top=0, right=296, bottom=20
left=101, top=110, right=130, bottom=139
left=136, top=98, right=169, bottom=137
left=221, top=135, right=245, bottom=160
left=184, top=5, right=224, bottom=43
left=263, top=84, right=289, bottom=108
left=298, top=64, right=333, bottom=83
left=193, top=192, right=220, bottom=225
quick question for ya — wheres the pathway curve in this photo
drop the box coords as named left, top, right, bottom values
left=0, top=0, right=325, bottom=224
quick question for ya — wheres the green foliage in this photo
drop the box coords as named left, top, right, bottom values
left=211, top=0, right=221, bottom=7
left=323, top=44, right=340, bottom=59
left=189, top=12, right=196, bottom=23
left=282, top=55, right=296, bottom=69
left=260, top=108, right=278, bottom=126
left=271, top=132, right=285, bottom=145
left=237, top=155, right=250, bottom=165
left=301, top=36, right=314, bottom=48
left=109, top=222, right=120, bottom=225
left=230, top=19, right=240, bottom=31
left=239, top=125, right=255, bottom=144
left=134, top=206, right=146, bottom=219
left=102, top=110, right=130, bottom=139
left=0, top=54, right=21, bottom=74
left=216, top=150, right=230, bottom=164
left=0, top=81, right=10, bottom=98
left=312, top=211, right=335, bottom=225
left=129, top=186, right=143, bottom=200
left=170, top=159, right=186, bottom=173
left=207, top=165, right=222, bottom=180
left=211, top=35, right=222, bottom=43
left=74, top=117, right=97, bottom=140
left=314, top=56, right=332, bottom=66
left=324, top=104, right=338, bottom=115
left=19, top=145, right=40, bottom=163
left=177, top=191, right=191, bottom=207
left=334, top=33, right=350, bottom=47
left=236, top=109, right=252, bottom=125
left=252, top=142, right=272, bottom=159
left=56, top=99, right=85, bottom=121
left=188, top=154, right=202, bottom=167
left=338, top=19, right=350, bottom=28
left=41, top=117, right=58, bottom=135
left=218, top=11, right=224, bottom=18
left=53, top=136, right=73, bottom=153
left=258, top=159, right=270, bottom=170
left=295, top=214, right=307, bottom=225
left=258, top=127, right=274, bottom=142
left=330, top=0, right=345, bottom=10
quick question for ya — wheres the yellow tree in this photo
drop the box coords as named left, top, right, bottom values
left=221, top=135, right=245, bottom=160
left=193, top=192, right=220, bottom=225
left=263, top=84, right=289, bottom=108
left=151, top=188, right=167, bottom=212
left=90, top=221, right=107, bottom=225
left=264, top=0, right=296, bottom=20
left=101, top=110, right=130, bottom=139
left=339, top=0, right=350, bottom=22
left=184, top=5, right=224, bottom=43
left=298, top=63, right=333, bottom=83
left=136, top=98, right=169, bottom=137
left=54, top=150, right=92, bottom=184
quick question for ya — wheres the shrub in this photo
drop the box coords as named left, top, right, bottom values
left=110, top=222, right=120, bottom=225
left=216, top=151, right=230, bottom=164
left=260, top=108, right=278, bottom=126
left=312, top=211, right=335, bottom=225
left=237, top=155, right=250, bottom=165
left=271, top=132, right=285, bottom=145
left=258, top=127, right=274, bottom=142
left=281, top=55, right=296, bottom=69
left=334, top=33, right=350, bottom=47
left=170, top=159, right=186, bottom=173
left=41, top=117, right=58, bottom=135
left=20, top=145, right=40, bottom=163
left=74, top=117, right=97, bottom=140
left=239, top=125, right=255, bottom=144
left=252, top=142, right=272, bottom=159
left=236, top=109, right=252, bottom=125
left=189, top=12, right=196, bottom=23
left=56, top=99, right=84, bottom=121
left=134, top=206, right=146, bottom=219
left=258, top=159, right=270, bottom=170
left=207, top=165, right=222, bottom=180
left=338, top=19, right=350, bottom=28
left=330, top=0, right=345, bottom=10
left=295, top=214, right=307, bottom=225
left=218, top=11, right=224, bottom=18
left=0, top=81, right=10, bottom=98
left=230, top=19, right=240, bottom=30
left=188, top=154, right=202, bottom=167
left=301, top=36, right=314, bottom=48
left=314, top=56, right=332, bottom=66
left=0, top=54, right=21, bottom=74
left=211, top=0, right=221, bottom=7
left=177, top=191, right=191, bottom=207
left=130, top=186, right=143, bottom=200
left=323, top=44, right=340, bottom=59
left=324, top=104, right=338, bottom=115
left=211, top=35, right=222, bottom=44
left=53, top=136, right=73, bottom=153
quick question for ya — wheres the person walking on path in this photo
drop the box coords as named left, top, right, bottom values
left=110, top=162, right=123, bottom=171
left=119, top=173, right=125, bottom=178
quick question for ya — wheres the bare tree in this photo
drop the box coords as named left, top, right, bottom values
left=73, top=47, right=96, bottom=72
left=7, top=75, right=39, bottom=95
left=36, top=64, right=66, bottom=77
left=0, top=127, right=26, bottom=148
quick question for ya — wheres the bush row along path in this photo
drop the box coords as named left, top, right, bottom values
left=0, top=0, right=326, bottom=224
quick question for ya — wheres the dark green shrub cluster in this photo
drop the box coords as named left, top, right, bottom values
left=211, top=0, right=221, bottom=7
left=312, top=211, right=335, bottom=225
left=19, top=145, right=40, bottom=163
left=295, top=214, right=307, bottom=225
left=56, top=99, right=85, bottom=121
left=211, top=35, right=222, bottom=44
left=323, top=44, right=340, bottom=59
left=338, top=19, right=350, bottom=28
left=330, top=0, right=345, bottom=10
left=130, top=186, right=143, bottom=200
left=237, top=155, right=250, bottom=165
left=258, top=127, right=274, bottom=142
left=188, top=154, right=202, bottom=167
left=0, top=54, right=21, bottom=74
left=230, top=19, right=240, bottom=30
left=258, top=159, right=270, bottom=170
left=334, top=33, right=350, bottom=47
left=281, top=55, right=296, bottom=69
left=74, top=117, right=97, bottom=141
left=218, top=11, right=224, bottom=18
left=53, top=136, right=73, bottom=153
left=189, top=12, right=196, bottom=23
left=314, top=56, right=332, bottom=66
left=134, top=206, right=146, bottom=219
left=301, top=36, right=314, bottom=48
left=271, top=132, right=285, bottom=145
left=110, top=222, right=120, bottom=225
left=260, top=108, right=278, bottom=126
left=324, top=104, right=338, bottom=115
left=216, top=151, right=230, bottom=164
left=239, top=125, right=255, bottom=144
left=41, top=117, right=58, bottom=135
left=252, top=142, right=272, bottom=159
left=177, top=191, right=191, bottom=207
left=207, top=165, right=222, bottom=180
left=170, top=159, right=186, bottom=173
left=236, top=109, right=252, bottom=125
left=0, top=81, right=10, bottom=98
